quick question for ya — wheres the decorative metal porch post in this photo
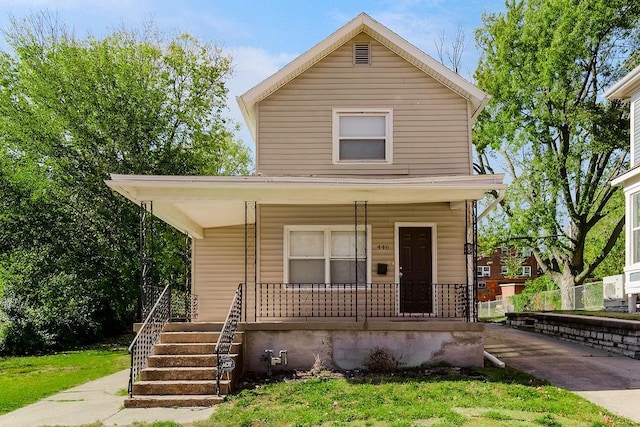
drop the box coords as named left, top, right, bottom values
left=464, top=200, right=478, bottom=322
left=183, top=233, right=197, bottom=321
left=355, top=201, right=368, bottom=321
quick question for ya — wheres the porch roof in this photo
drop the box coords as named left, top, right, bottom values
left=106, top=174, right=505, bottom=238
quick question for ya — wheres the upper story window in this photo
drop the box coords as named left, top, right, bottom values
left=332, top=109, right=393, bottom=164
left=477, top=266, right=490, bottom=277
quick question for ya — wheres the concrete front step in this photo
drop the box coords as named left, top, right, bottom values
left=163, top=322, right=225, bottom=332
left=153, top=342, right=242, bottom=355
left=147, top=353, right=239, bottom=368
left=132, top=379, right=231, bottom=395
left=160, top=332, right=220, bottom=344
left=124, top=394, right=225, bottom=408
left=141, top=367, right=217, bottom=381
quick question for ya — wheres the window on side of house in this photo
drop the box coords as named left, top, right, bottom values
left=286, top=225, right=369, bottom=285
left=332, top=109, right=392, bottom=164
left=477, top=266, right=490, bottom=277
left=633, top=193, right=640, bottom=264
left=520, top=266, right=532, bottom=277
left=501, top=266, right=508, bottom=276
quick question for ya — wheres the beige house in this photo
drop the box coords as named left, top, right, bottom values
left=608, top=65, right=640, bottom=304
left=109, top=13, right=505, bottom=406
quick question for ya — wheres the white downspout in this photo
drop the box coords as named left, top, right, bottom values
left=484, top=350, right=505, bottom=368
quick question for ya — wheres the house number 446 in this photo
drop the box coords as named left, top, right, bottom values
left=376, top=244, right=390, bottom=250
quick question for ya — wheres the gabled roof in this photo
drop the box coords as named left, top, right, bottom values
left=604, top=64, right=640, bottom=100
left=237, top=12, right=490, bottom=143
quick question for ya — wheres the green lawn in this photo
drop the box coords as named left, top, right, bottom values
left=0, top=348, right=128, bottom=414
left=199, top=367, right=639, bottom=427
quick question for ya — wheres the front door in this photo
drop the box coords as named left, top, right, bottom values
left=399, top=227, right=433, bottom=313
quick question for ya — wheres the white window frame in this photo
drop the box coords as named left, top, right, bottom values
left=332, top=108, right=393, bottom=164
left=477, top=266, right=490, bottom=277
left=501, top=266, right=508, bottom=276
left=519, top=266, right=532, bottom=277
left=284, top=225, right=372, bottom=286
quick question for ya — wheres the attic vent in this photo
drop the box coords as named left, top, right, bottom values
left=354, top=43, right=370, bottom=65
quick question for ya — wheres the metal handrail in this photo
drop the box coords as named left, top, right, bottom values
left=215, top=283, right=243, bottom=396
left=127, top=282, right=172, bottom=397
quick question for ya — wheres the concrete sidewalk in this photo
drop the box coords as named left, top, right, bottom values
left=485, top=323, right=640, bottom=423
left=0, top=369, right=216, bottom=427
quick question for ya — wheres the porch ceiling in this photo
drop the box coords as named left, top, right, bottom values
left=106, top=174, right=505, bottom=238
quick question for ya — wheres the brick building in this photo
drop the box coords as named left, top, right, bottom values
left=477, top=247, right=540, bottom=301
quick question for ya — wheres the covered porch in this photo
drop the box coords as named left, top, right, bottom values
left=106, top=174, right=505, bottom=324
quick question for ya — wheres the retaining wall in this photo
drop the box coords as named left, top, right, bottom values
left=506, top=312, right=640, bottom=359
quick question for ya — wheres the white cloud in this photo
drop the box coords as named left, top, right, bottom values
left=226, top=46, right=298, bottom=147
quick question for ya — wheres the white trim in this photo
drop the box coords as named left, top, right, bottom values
left=283, top=224, right=372, bottom=285
left=107, top=174, right=505, bottom=231
left=632, top=97, right=637, bottom=168
left=394, top=222, right=437, bottom=315
left=332, top=108, right=393, bottom=164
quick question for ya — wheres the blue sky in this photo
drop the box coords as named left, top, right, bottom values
left=0, top=0, right=506, bottom=148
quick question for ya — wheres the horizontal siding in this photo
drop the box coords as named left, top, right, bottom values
left=193, top=225, right=254, bottom=321
left=259, top=203, right=466, bottom=285
left=257, top=33, right=470, bottom=177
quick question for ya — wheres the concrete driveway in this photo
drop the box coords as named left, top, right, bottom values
left=485, top=323, right=640, bottom=423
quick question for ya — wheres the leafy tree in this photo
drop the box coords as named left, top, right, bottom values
left=501, top=252, right=526, bottom=279
left=473, top=0, right=640, bottom=307
left=0, top=14, right=251, bottom=354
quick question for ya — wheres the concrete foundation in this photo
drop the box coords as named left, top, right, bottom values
left=240, top=321, right=484, bottom=372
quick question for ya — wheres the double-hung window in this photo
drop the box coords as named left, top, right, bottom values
left=519, top=266, right=532, bottom=277
left=332, top=109, right=392, bottom=164
left=477, top=266, right=490, bottom=277
left=286, top=225, right=369, bottom=285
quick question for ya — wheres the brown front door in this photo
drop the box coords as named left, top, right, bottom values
left=399, top=227, right=433, bottom=313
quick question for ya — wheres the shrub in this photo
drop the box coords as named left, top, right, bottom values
left=363, top=346, right=400, bottom=373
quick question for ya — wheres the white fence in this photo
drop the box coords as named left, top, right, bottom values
left=477, top=281, right=604, bottom=318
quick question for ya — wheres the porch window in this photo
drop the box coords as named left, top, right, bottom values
left=332, top=109, right=392, bottom=164
left=634, top=193, right=640, bottom=264
left=285, top=225, right=369, bottom=285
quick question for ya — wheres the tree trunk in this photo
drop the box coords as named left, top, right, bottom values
left=557, top=274, right=575, bottom=310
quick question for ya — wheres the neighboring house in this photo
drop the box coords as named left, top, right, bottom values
left=108, top=12, right=505, bottom=389
left=476, top=247, right=540, bottom=302
left=607, top=65, right=640, bottom=306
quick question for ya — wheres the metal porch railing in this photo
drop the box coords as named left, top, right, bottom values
left=127, top=283, right=171, bottom=397
left=215, top=283, right=243, bottom=396
left=255, top=283, right=468, bottom=321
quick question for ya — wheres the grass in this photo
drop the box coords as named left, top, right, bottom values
left=198, top=367, right=639, bottom=427
left=0, top=348, right=128, bottom=414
